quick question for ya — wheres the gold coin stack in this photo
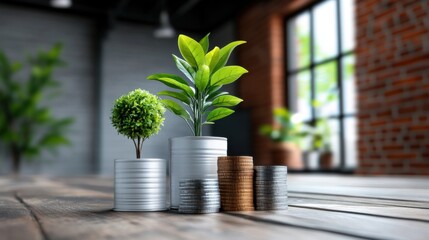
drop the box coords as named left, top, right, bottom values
left=217, top=156, right=254, bottom=211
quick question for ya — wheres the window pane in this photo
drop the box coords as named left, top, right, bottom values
left=314, top=0, right=338, bottom=62
left=315, top=61, right=338, bottom=117
left=319, top=119, right=340, bottom=169
left=288, top=12, right=310, bottom=70
left=341, top=0, right=355, bottom=52
left=289, top=71, right=312, bottom=121
left=344, top=117, right=357, bottom=169
left=342, top=54, right=356, bottom=114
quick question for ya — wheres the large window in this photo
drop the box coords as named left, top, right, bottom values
left=287, top=0, right=356, bottom=171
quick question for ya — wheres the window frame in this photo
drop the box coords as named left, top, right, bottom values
left=285, top=0, right=356, bottom=171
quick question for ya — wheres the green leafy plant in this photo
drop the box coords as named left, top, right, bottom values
left=147, top=34, right=247, bottom=136
left=111, top=89, right=165, bottom=158
left=259, top=107, right=304, bottom=144
left=307, top=99, right=333, bottom=152
left=0, top=44, right=73, bottom=174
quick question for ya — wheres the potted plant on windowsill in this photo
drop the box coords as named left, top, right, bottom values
left=147, top=34, right=247, bottom=209
left=259, top=107, right=305, bottom=170
left=111, top=89, right=167, bottom=211
left=307, top=97, right=335, bottom=170
left=313, top=118, right=333, bottom=170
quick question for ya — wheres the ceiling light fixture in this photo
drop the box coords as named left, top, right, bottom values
left=154, top=10, right=176, bottom=39
left=51, top=0, right=72, bottom=9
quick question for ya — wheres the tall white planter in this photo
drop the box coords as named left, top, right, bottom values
left=114, top=158, right=167, bottom=212
left=169, top=136, right=227, bottom=209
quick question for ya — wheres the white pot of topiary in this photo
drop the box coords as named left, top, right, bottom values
left=114, top=158, right=166, bottom=211
left=147, top=34, right=248, bottom=209
left=110, top=89, right=167, bottom=211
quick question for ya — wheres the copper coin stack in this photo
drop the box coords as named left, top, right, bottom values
left=217, top=156, right=254, bottom=211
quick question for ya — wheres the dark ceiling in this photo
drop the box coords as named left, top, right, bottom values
left=1, top=0, right=257, bottom=33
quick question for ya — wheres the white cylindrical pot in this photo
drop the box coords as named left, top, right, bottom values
left=170, top=136, right=227, bottom=209
left=114, top=158, right=167, bottom=212
left=308, top=151, right=320, bottom=170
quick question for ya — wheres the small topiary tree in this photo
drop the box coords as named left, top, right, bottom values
left=111, top=89, right=165, bottom=159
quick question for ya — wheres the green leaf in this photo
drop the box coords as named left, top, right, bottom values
left=147, top=74, right=194, bottom=97
left=161, top=99, right=191, bottom=120
left=199, top=33, right=210, bottom=53
left=212, top=95, right=243, bottom=107
left=203, top=121, right=214, bottom=125
left=205, top=47, right=220, bottom=71
left=158, top=90, right=190, bottom=105
left=259, top=125, right=274, bottom=136
left=11, top=62, right=22, bottom=73
left=211, top=66, right=248, bottom=86
left=39, top=134, right=70, bottom=147
left=206, top=107, right=234, bottom=122
left=172, top=54, right=195, bottom=83
left=206, top=90, right=229, bottom=101
left=178, top=34, right=205, bottom=67
left=274, top=107, right=290, bottom=119
left=206, top=85, right=222, bottom=96
left=195, top=64, right=210, bottom=92
left=147, top=73, right=188, bottom=85
left=212, top=40, right=246, bottom=73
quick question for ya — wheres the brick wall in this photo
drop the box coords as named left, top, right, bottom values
left=238, top=0, right=313, bottom=165
left=356, top=0, right=429, bottom=175
left=239, top=0, right=429, bottom=174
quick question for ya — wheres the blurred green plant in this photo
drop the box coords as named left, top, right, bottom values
left=307, top=96, right=335, bottom=152
left=259, top=107, right=305, bottom=144
left=0, top=44, right=73, bottom=174
left=147, top=33, right=247, bottom=136
left=111, top=89, right=165, bottom=158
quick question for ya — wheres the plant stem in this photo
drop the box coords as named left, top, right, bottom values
left=194, top=93, right=203, bottom=136
left=132, top=138, right=138, bottom=158
left=11, top=143, right=20, bottom=175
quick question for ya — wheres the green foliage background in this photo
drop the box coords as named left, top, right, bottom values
left=0, top=44, right=73, bottom=173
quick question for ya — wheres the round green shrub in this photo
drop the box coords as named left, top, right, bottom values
left=111, top=89, right=165, bottom=158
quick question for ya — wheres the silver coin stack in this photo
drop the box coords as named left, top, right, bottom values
left=114, top=159, right=167, bottom=211
left=254, top=166, right=288, bottom=210
left=179, top=179, right=220, bottom=214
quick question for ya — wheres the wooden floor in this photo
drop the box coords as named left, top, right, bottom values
left=0, top=175, right=428, bottom=240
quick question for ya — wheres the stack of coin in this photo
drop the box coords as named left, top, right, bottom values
left=218, top=156, right=254, bottom=211
left=254, top=166, right=288, bottom=210
left=178, top=179, right=220, bottom=214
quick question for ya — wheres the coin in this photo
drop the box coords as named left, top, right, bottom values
left=179, top=209, right=219, bottom=214
left=221, top=207, right=254, bottom=212
left=218, top=173, right=253, bottom=176
left=180, top=203, right=220, bottom=207
left=218, top=176, right=254, bottom=180
left=218, top=163, right=254, bottom=170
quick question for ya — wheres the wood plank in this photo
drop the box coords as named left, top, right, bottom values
left=290, top=193, right=429, bottom=209
left=14, top=182, right=360, bottom=240
left=289, top=175, right=429, bottom=189
left=234, top=207, right=429, bottom=240
left=289, top=197, right=429, bottom=221
left=289, top=185, right=429, bottom=202
left=0, top=193, right=43, bottom=240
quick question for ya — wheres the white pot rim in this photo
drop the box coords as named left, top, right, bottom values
left=115, top=158, right=165, bottom=162
left=169, top=136, right=227, bottom=141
